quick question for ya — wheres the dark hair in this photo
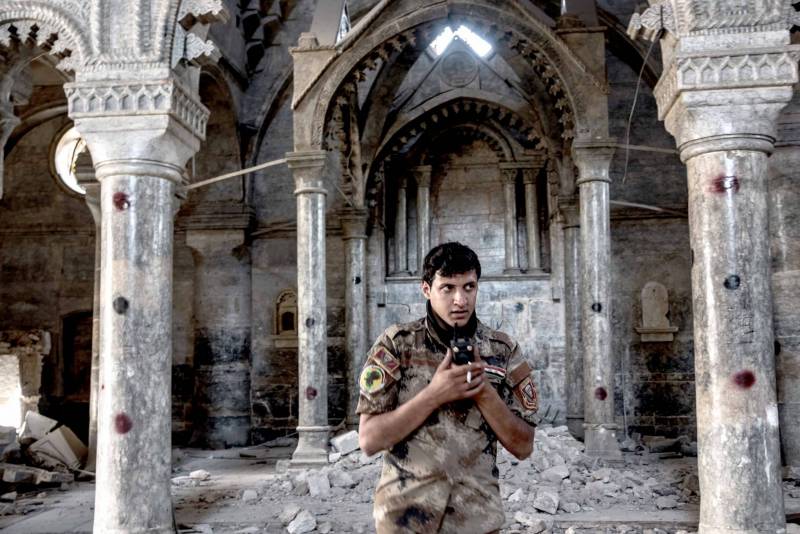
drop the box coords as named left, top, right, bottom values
left=422, top=242, right=481, bottom=285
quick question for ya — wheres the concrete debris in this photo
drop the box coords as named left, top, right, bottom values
left=513, top=511, right=547, bottom=532
left=189, top=469, right=211, bottom=481
left=286, top=509, right=316, bottom=534
left=279, top=504, right=301, bottom=524
left=330, top=431, right=360, bottom=455
left=0, top=426, right=16, bottom=447
left=241, top=489, right=258, bottom=502
left=0, top=491, right=17, bottom=502
left=786, top=524, right=800, bottom=534
left=508, top=488, right=525, bottom=502
left=19, top=412, right=58, bottom=444
left=193, top=524, right=213, bottom=534
left=29, top=426, right=87, bottom=469
left=533, top=489, right=560, bottom=514
left=318, top=521, right=332, bottom=533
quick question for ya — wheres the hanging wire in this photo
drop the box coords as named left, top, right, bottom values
left=621, top=30, right=664, bottom=185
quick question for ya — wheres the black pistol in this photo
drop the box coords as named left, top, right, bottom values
left=450, top=324, right=474, bottom=366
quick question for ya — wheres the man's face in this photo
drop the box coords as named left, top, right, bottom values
left=422, top=270, right=479, bottom=328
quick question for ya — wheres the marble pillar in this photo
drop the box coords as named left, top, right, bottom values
left=340, top=208, right=368, bottom=429
left=0, top=104, right=19, bottom=200
left=573, top=142, right=620, bottom=458
left=522, top=161, right=544, bottom=272
left=393, top=175, right=410, bottom=276
left=185, top=204, right=254, bottom=448
left=287, top=150, right=330, bottom=467
left=560, top=197, right=583, bottom=439
left=414, top=166, right=432, bottom=272
left=770, top=97, right=800, bottom=467
left=500, top=164, right=521, bottom=274
left=67, top=76, right=206, bottom=533
left=75, top=157, right=100, bottom=471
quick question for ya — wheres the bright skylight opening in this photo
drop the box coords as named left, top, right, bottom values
left=429, top=25, right=492, bottom=58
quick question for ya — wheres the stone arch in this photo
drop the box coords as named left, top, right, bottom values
left=296, top=0, right=604, bottom=151
left=0, top=2, right=89, bottom=69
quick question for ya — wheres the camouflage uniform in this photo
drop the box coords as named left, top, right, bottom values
left=356, top=316, right=539, bottom=534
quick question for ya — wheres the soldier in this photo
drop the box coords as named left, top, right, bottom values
left=357, top=242, right=539, bottom=534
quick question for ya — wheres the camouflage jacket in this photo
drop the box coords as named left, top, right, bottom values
left=356, top=316, right=538, bottom=534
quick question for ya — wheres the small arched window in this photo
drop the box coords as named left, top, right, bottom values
left=275, top=290, right=297, bottom=336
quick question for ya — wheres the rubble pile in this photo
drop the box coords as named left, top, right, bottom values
left=247, top=426, right=702, bottom=533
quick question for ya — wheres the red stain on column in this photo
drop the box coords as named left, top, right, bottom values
left=594, top=387, right=608, bottom=401
left=708, top=175, right=740, bottom=194
left=306, top=386, right=318, bottom=400
left=112, top=192, right=130, bottom=210
left=733, top=370, right=756, bottom=389
left=114, top=413, right=133, bottom=434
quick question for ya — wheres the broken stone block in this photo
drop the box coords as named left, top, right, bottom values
left=318, top=521, right=332, bottom=533
left=287, top=509, right=316, bottom=534
left=328, top=469, right=355, bottom=488
left=193, top=524, right=213, bottom=534
left=2, top=441, right=21, bottom=463
left=513, top=511, right=546, bottom=532
left=328, top=452, right=341, bottom=463
left=508, top=488, right=525, bottom=502
left=241, top=489, right=258, bottom=502
left=0, top=426, right=15, bottom=447
left=541, top=465, right=570, bottom=483
left=190, top=469, right=211, bottom=480
left=655, top=495, right=679, bottom=509
left=307, top=471, right=331, bottom=498
left=0, top=491, right=16, bottom=502
left=561, top=501, right=581, bottom=513
left=279, top=504, right=301, bottom=524
left=330, top=431, right=360, bottom=455
left=29, top=425, right=87, bottom=469
left=786, top=524, right=800, bottom=534
left=533, top=489, right=559, bottom=514
left=19, top=412, right=57, bottom=444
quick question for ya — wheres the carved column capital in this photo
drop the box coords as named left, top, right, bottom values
left=339, top=207, right=368, bottom=240
left=498, top=163, right=519, bottom=184
left=413, top=165, right=432, bottom=188
left=558, top=196, right=581, bottom=229
left=65, top=76, right=209, bottom=183
left=572, top=140, right=615, bottom=185
left=286, top=150, right=328, bottom=194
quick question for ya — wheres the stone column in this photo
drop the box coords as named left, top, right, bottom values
left=287, top=150, right=330, bottom=467
left=0, top=104, right=19, bottom=200
left=185, top=204, right=254, bottom=448
left=74, top=156, right=101, bottom=471
left=0, top=55, right=30, bottom=200
left=66, top=77, right=206, bottom=534
left=392, top=175, right=410, bottom=275
left=560, top=197, right=583, bottom=439
left=522, top=159, right=546, bottom=272
left=499, top=164, right=521, bottom=274
left=770, top=96, right=800, bottom=467
left=658, top=62, right=794, bottom=534
left=573, top=142, right=620, bottom=458
left=414, top=166, right=432, bottom=271
left=340, top=208, right=368, bottom=429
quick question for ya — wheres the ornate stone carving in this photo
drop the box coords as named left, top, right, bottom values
left=654, top=51, right=799, bottom=121
left=675, top=0, right=787, bottom=34
left=64, top=79, right=210, bottom=140
left=440, top=50, right=479, bottom=88
left=178, top=0, right=229, bottom=29
left=627, top=2, right=676, bottom=41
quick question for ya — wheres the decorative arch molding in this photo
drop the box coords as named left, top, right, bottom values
left=0, top=2, right=90, bottom=70
left=419, top=122, right=517, bottom=164
left=296, top=0, right=606, bottom=150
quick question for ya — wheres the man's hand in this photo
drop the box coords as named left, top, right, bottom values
left=422, top=349, right=486, bottom=406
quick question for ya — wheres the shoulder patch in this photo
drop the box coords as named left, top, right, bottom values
left=359, top=365, right=387, bottom=395
left=369, top=347, right=401, bottom=379
left=514, top=375, right=538, bottom=412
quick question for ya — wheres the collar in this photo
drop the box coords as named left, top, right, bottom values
left=425, top=300, right=478, bottom=348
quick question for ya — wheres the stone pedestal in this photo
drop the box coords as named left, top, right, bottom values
left=414, top=166, right=431, bottom=272
left=185, top=204, right=254, bottom=448
left=67, top=76, right=206, bottom=534
left=663, top=85, right=793, bottom=534
left=573, top=142, right=620, bottom=458
left=340, top=208, right=368, bottom=428
left=560, top=197, right=583, bottom=439
left=287, top=150, right=330, bottom=467
left=500, top=164, right=521, bottom=274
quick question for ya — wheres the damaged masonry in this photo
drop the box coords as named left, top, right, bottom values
left=2, top=0, right=800, bottom=533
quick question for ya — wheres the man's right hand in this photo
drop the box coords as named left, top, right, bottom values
left=423, top=349, right=485, bottom=406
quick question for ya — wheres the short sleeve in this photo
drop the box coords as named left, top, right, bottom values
left=355, top=332, right=401, bottom=416
left=503, top=344, right=539, bottom=427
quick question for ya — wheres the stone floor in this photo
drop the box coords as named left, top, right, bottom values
left=1, top=426, right=800, bottom=534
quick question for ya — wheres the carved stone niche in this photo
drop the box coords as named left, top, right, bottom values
left=635, top=282, right=679, bottom=342
left=273, top=289, right=298, bottom=349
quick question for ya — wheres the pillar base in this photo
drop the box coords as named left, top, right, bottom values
left=290, top=425, right=330, bottom=468
left=503, top=268, right=523, bottom=275
left=698, top=525, right=784, bottom=534
left=389, top=270, right=411, bottom=277
left=566, top=416, right=585, bottom=440
left=583, top=423, right=622, bottom=458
